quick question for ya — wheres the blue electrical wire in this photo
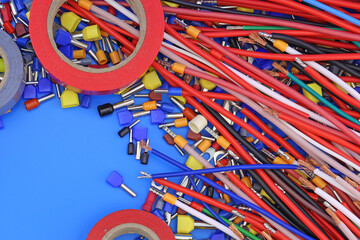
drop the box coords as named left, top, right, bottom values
left=301, top=0, right=360, bottom=27
left=187, top=174, right=229, bottom=226
left=149, top=148, right=315, bottom=240
left=149, top=164, right=300, bottom=179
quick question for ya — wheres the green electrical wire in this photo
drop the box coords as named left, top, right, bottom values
left=201, top=207, right=261, bottom=240
left=352, top=41, right=360, bottom=49
left=284, top=70, right=360, bottom=126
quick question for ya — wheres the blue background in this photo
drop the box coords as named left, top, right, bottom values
left=0, top=90, right=217, bottom=240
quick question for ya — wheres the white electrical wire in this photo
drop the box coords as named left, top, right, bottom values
left=182, top=145, right=301, bottom=240
left=312, top=169, right=356, bottom=199
left=218, top=85, right=360, bottom=183
left=283, top=122, right=360, bottom=172
left=314, top=187, right=360, bottom=226
left=338, top=222, right=358, bottom=240
left=284, top=46, right=360, bottom=101
left=92, top=2, right=360, bottom=141
left=102, top=0, right=202, bottom=60
left=174, top=199, right=242, bottom=240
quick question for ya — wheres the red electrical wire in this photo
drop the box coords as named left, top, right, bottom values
left=193, top=30, right=360, bottom=145
left=203, top=29, right=337, bottom=38
left=321, top=109, right=360, bottom=133
left=163, top=6, right=360, bottom=41
left=61, top=4, right=137, bottom=39
left=182, top=65, right=360, bottom=145
left=332, top=185, right=360, bottom=219
left=165, top=25, right=264, bottom=97
left=302, top=66, right=360, bottom=110
left=153, top=63, right=329, bottom=240
left=206, top=47, right=296, bottom=100
left=219, top=0, right=323, bottom=21
left=163, top=46, right=229, bottom=80
left=279, top=112, right=360, bottom=154
left=278, top=72, right=360, bottom=83
left=154, top=178, right=269, bottom=223
left=73, top=4, right=360, bottom=236
left=297, top=37, right=360, bottom=50
left=263, top=0, right=360, bottom=34
left=183, top=67, right=313, bottom=126
left=193, top=92, right=239, bottom=101
left=227, top=172, right=287, bottom=221
left=327, top=92, right=349, bottom=111
left=67, top=0, right=135, bottom=51
left=308, top=210, right=345, bottom=240
left=335, top=209, right=360, bottom=238
left=228, top=46, right=360, bottom=61
left=241, top=108, right=305, bottom=160
left=302, top=129, right=360, bottom=168
left=176, top=14, right=260, bottom=27
left=321, top=106, right=360, bottom=119
left=177, top=51, right=309, bottom=118
left=317, top=0, right=360, bottom=11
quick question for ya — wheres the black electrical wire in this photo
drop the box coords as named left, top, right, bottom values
left=260, top=187, right=333, bottom=240
left=344, top=62, right=360, bottom=72
left=203, top=103, right=332, bottom=239
left=256, top=188, right=307, bottom=234
left=201, top=103, right=327, bottom=215
left=260, top=40, right=360, bottom=113
left=271, top=33, right=360, bottom=80
left=164, top=0, right=334, bottom=28
left=277, top=176, right=333, bottom=240
left=317, top=46, right=352, bottom=54
left=236, top=159, right=319, bottom=238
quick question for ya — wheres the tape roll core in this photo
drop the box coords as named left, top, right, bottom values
left=30, top=0, right=164, bottom=95
left=103, top=223, right=159, bottom=240
left=86, top=209, right=175, bottom=240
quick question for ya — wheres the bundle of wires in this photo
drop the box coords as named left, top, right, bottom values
left=68, top=0, right=360, bottom=239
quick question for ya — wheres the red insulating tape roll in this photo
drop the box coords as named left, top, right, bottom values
left=29, top=0, right=164, bottom=95
left=86, top=209, right=175, bottom=240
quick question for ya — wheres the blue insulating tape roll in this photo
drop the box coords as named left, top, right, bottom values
left=0, top=30, right=25, bottom=115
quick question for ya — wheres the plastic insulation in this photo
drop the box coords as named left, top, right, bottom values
left=149, top=164, right=299, bottom=179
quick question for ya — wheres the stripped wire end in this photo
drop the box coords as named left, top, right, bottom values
left=344, top=176, right=359, bottom=188
left=294, top=57, right=307, bottom=68
left=299, top=177, right=316, bottom=191
left=263, top=107, right=279, bottom=117
left=261, top=231, right=273, bottom=240
left=232, top=209, right=245, bottom=219
left=353, top=200, right=360, bottom=210
left=237, top=37, right=255, bottom=45
left=229, top=223, right=244, bottom=240
left=258, top=32, right=274, bottom=42
left=263, top=70, right=279, bottom=78
left=272, top=62, right=289, bottom=76
left=276, top=149, right=290, bottom=161
left=248, top=33, right=266, bottom=46
left=307, top=157, right=321, bottom=167
left=320, top=165, right=337, bottom=179
left=138, top=171, right=152, bottom=179
left=325, top=208, right=341, bottom=225
left=298, top=160, right=316, bottom=172
left=157, top=59, right=172, bottom=69
left=140, top=140, right=152, bottom=151
left=173, top=18, right=189, bottom=29
left=150, top=187, right=165, bottom=198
